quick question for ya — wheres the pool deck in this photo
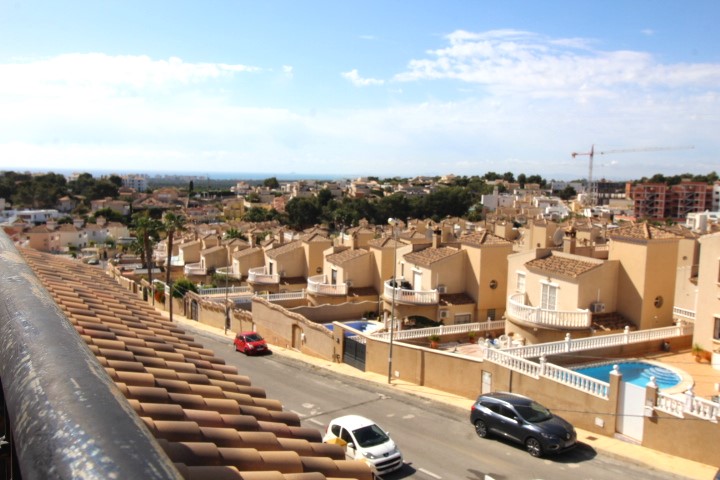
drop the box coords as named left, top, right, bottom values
left=644, top=348, right=720, bottom=400
left=452, top=343, right=720, bottom=400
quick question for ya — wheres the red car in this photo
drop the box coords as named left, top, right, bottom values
left=233, top=332, right=270, bottom=355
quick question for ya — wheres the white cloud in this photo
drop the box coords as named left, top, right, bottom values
left=393, top=29, right=720, bottom=97
left=641, top=29, right=655, bottom=36
left=341, top=69, right=385, bottom=86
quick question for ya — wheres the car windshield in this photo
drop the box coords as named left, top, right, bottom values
left=352, top=424, right=389, bottom=448
left=514, top=401, right=552, bottom=423
left=244, top=333, right=264, bottom=342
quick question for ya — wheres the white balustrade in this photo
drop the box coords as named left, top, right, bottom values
left=248, top=267, right=280, bottom=284
left=543, top=362, right=609, bottom=398
left=383, top=279, right=439, bottom=305
left=307, top=275, right=348, bottom=296
left=672, top=306, right=696, bottom=322
left=507, top=293, right=591, bottom=328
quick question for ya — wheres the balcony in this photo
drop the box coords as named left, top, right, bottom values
left=506, top=293, right=592, bottom=329
left=672, top=306, right=695, bottom=323
left=307, top=275, right=348, bottom=296
left=383, top=278, right=439, bottom=305
left=248, top=266, right=280, bottom=285
left=215, top=266, right=242, bottom=280
left=184, top=262, right=207, bottom=276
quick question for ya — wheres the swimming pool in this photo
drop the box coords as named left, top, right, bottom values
left=573, top=361, right=682, bottom=389
left=323, top=320, right=383, bottom=337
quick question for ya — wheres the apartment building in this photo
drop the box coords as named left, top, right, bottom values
left=632, top=180, right=713, bottom=221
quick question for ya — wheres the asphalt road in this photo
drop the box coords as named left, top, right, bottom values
left=186, top=325, right=690, bottom=480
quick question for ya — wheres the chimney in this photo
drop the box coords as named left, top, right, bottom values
left=433, top=229, right=441, bottom=249
left=563, top=228, right=576, bottom=254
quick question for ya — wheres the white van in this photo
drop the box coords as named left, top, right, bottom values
left=323, top=415, right=403, bottom=476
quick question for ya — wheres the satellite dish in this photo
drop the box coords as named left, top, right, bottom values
left=552, top=229, right=565, bottom=247
left=516, top=215, right=527, bottom=225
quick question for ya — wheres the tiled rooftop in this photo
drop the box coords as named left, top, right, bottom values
left=404, top=246, right=461, bottom=267
left=266, top=240, right=302, bottom=259
left=608, top=223, right=684, bottom=241
left=458, top=230, right=511, bottom=247
left=525, top=252, right=602, bottom=278
left=19, top=248, right=372, bottom=480
left=326, top=248, right=369, bottom=266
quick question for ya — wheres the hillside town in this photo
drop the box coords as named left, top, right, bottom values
left=2, top=169, right=720, bottom=477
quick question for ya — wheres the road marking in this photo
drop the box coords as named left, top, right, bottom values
left=418, top=467, right=441, bottom=479
left=308, top=418, right=325, bottom=426
left=290, top=410, right=305, bottom=418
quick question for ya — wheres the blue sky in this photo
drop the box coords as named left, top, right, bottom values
left=0, top=1, right=718, bottom=181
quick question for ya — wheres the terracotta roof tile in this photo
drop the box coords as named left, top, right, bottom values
left=266, top=240, right=302, bottom=259
left=18, top=248, right=372, bottom=480
left=525, top=252, right=601, bottom=278
left=458, top=230, right=511, bottom=247
left=404, top=246, right=461, bottom=267
left=607, top=223, right=683, bottom=241
left=326, top=248, right=369, bottom=266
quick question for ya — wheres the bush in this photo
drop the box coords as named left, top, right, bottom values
left=172, top=278, right=198, bottom=298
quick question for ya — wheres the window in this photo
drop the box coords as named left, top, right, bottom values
left=487, top=309, right=496, bottom=321
left=714, top=316, right=720, bottom=341
left=516, top=272, right=526, bottom=293
left=455, top=314, right=471, bottom=324
left=541, top=282, right=558, bottom=310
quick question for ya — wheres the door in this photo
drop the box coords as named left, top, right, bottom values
left=343, top=336, right=366, bottom=371
left=616, top=382, right=645, bottom=442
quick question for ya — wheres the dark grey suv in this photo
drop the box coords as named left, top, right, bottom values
left=470, top=392, right=576, bottom=457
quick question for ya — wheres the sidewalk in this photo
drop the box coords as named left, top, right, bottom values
left=166, top=312, right=719, bottom=480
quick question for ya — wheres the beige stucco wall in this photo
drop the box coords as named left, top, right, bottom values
left=673, top=237, right=699, bottom=313
left=477, top=245, right=513, bottom=315
left=304, top=238, right=332, bottom=278
left=610, top=238, right=679, bottom=330
left=643, top=408, right=720, bottom=467
left=410, top=251, right=465, bottom=292
left=335, top=252, right=374, bottom=287
left=695, top=232, right=720, bottom=351
left=270, top=248, right=305, bottom=278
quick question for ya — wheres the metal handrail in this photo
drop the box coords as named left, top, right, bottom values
left=0, top=232, right=181, bottom=479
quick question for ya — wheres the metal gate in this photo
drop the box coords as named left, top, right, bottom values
left=343, top=336, right=366, bottom=371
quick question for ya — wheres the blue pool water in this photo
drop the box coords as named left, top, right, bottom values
left=324, top=321, right=379, bottom=336
left=573, top=361, right=681, bottom=389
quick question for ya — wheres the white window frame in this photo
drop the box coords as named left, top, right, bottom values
left=540, top=281, right=559, bottom=310
left=516, top=271, right=526, bottom=293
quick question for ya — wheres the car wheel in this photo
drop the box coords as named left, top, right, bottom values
left=525, top=437, right=542, bottom=457
left=473, top=420, right=488, bottom=438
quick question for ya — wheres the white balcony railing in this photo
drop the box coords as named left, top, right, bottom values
left=383, top=279, right=439, bottom=305
left=184, top=262, right=206, bottom=276
left=307, top=275, right=348, bottom=296
left=215, top=266, right=242, bottom=279
left=672, top=306, right=695, bottom=322
left=506, top=293, right=591, bottom=329
left=247, top=266, right=280, bottom=284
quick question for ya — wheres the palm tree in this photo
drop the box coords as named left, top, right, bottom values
left=162, top=211, right=187, bottom=321
left=132, top=212, right=162, bottom=303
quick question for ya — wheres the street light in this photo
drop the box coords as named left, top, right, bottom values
left=387, top=218, right=399, bottom=384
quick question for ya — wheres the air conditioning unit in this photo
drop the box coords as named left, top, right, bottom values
left=439, top=310, right=449, bottom=319
left=590, top=302, right=606, bottom=313
left=437, top=285, right=447, bottom=294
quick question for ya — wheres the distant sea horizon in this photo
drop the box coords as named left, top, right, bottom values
left=7, top=167, right=351, bottom=182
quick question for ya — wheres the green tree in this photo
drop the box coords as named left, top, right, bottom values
left=263, top=177, right=280, bottom=189
left=285, top=197, right=321, bottom=230
left=131, top=211, right=162, bottom=297
left=172, top=278, right=198, bottom=298
left=162, top=211, right=187, bottom=321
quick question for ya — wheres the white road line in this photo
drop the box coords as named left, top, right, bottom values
left=308, top=418, right=325, bottom=426
left=290, top=410, right=305, bottom=418
left=418, top=467, right=441, bottom=479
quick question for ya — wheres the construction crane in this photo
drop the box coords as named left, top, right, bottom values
left=571, top=145, right=694, bottom=207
